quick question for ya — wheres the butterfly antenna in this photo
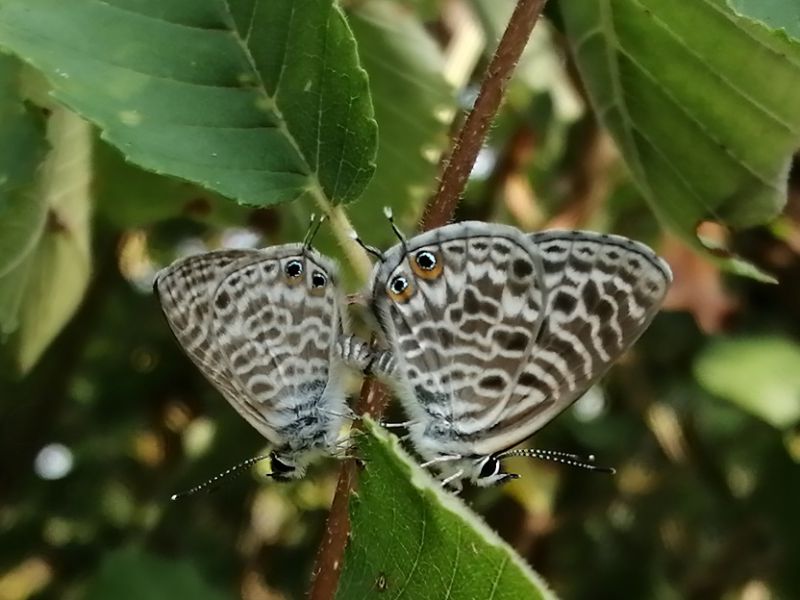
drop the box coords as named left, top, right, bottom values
left=497, top=448, right=616, bottom=474
left=348, top=229, right=384, bottom=261
left=303, top=213, right=327, bottom=250
left=383, top=206, right=408, bottom=256
left=169, top=454, right=271, bottom=501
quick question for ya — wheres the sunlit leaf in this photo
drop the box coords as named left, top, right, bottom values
left=0, top=0, right=377, bottom=208
left=695, top=336, right=800, bottom=429
left=2, top=107, right=92, bottom=372
left=561, top=0, right=800, bottom=276
left=337, top=419, right=554, bottom=600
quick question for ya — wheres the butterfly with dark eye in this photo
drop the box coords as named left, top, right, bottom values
left=354, top=216, right=672, bottom=490
left=153, top=221, right=369, bottom=498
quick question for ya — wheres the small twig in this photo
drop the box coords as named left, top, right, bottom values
left=420, top=0, right=550, bottom=231
left=309, top=2, right=549, bottom=597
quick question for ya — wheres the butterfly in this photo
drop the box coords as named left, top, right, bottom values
left=359, top=219, right=672, bottom=489
left=154, top=227, right=369, bottom=496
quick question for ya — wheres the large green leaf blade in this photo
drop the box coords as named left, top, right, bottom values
left=0, top=0, right=377, bottom=207
left=561, top=0, right=800, bottom=268
left=337, top=419, right=554, bottom=600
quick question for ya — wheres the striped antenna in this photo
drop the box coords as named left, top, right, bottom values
left=303, top=213, right=327, bottom=250
left=170, top=454, right=271, bottom=501
left=348, top=229, right=384, bottom=261
left=497, top=448, right=616, bottom=474
left=382, top=206, right=408, bottom=255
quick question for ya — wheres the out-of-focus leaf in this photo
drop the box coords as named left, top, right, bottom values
left=1, top=107, right=92, bottom=372
left=84, top=547, right=227, bottom=600
left=695, top=336, right=800, bottom=429
left=347, top=0, right=455, bottom=240
left=0, top=54, right=48, bottom=280
left=561, top=0, right=800, bottom=277
left=336, top=419, right=554, bottom=600
left=0, top=0, right=377, bottom=208
left=93, top=140, right=246, bottom=228
left=728, top=0, right=800, bottom=39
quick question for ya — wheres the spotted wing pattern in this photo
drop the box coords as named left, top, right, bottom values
left=474, top=230, right=672, bottom=453
left=370, top=223, right=547, bottom=452
left=372, top=223, right=671, bottom=457
left=154, top=244, right=347, bottom=449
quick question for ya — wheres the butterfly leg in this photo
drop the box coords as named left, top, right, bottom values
left=440, top=470, right=465, bottom=490
left=419, top=454, right=462, bottom=469
left=366, top=350, right=400, bottom=379
left=336, top=335, right=373, bottom=371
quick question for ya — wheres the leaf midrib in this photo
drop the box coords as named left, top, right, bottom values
left=219, top=0, right=327, bottom=201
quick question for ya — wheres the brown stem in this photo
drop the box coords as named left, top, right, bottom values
left=309, top=2, right=549, bottom=597
left=420, top=0, right=550, bottom=231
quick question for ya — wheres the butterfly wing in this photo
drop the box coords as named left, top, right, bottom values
left=210, top=245, right=347, bottom=446
left=465, top=230, right=672, bottom=453
left=154, top=249, right=279, bottom=435
left=373, top=224, right=671, bottom=457
left=371, top=222, right=547, bottom=448
left=154, top=245, right=345, bottom=446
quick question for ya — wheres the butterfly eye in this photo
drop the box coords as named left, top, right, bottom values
left=478, top=456, right=501, bottom=479
left=410, top=249, right=443, bottom=279
left=311, top=271, right=327, bottom=288
left=284, top=259, right=303, bottom=278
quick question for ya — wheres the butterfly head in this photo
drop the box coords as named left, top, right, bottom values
left=268, top=451, right=306, bottom=481
left=471, top=455, right=521, bottom=487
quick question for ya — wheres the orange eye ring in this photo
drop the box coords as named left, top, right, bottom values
left=410, top=249, right=443, bottom=280
left=283, top=259, right=305, bottom=285
left=387, top=273, right=414, bottom=303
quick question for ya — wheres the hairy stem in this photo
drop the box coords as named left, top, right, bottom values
left=309, top=2, right=549, bottom=597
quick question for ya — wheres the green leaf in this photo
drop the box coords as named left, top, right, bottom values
left=0, top=54, right=48, bottom=280
left=561, top=0, right=800, bottom=274
left=0, top=107, right=92, bottom=372
left=337, top=419, right=554, bottom=600
left=728, top=0, right=800, bottom=39
left=694, top=336, right=800, bottom=429
left=93, top=139, right=247, bottom=228
left=85, top=547, right=228, bottom=600
left=0, top=0, right=377, bottom=208
left=347, top=0, right=455, bottom=240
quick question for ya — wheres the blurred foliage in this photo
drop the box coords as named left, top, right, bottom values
left=1, top=0, right=800, bottom=599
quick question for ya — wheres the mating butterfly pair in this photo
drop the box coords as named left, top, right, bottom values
left=154, top=218, right=671, bottom=493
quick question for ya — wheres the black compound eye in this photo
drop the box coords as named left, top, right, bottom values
left=479, top=457, right=500, bottom=479
left=415, top=250, right=437, bottom=271
left=271, top=454, right=295, bottom=475
left=284, top=259, right=303, bottom=278
left=390, top=275, right=408, bottom=294
left=311, top=271, right=327, bottom=288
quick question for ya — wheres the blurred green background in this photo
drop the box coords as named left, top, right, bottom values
left=2, top=1, right=800, bottom=599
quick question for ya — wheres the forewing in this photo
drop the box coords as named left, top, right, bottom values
left=475, top=231, right=672, bottom=453
left=154, top=249, right=262, bottom=424
left=375, top=223, right=547, bottom=436
left=211, top=251, right=344, bottom=435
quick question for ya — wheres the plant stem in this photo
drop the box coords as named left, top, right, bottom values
left=420, top=0, right=550, bottom=231
left=309, top=2, right=549, bottom=597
